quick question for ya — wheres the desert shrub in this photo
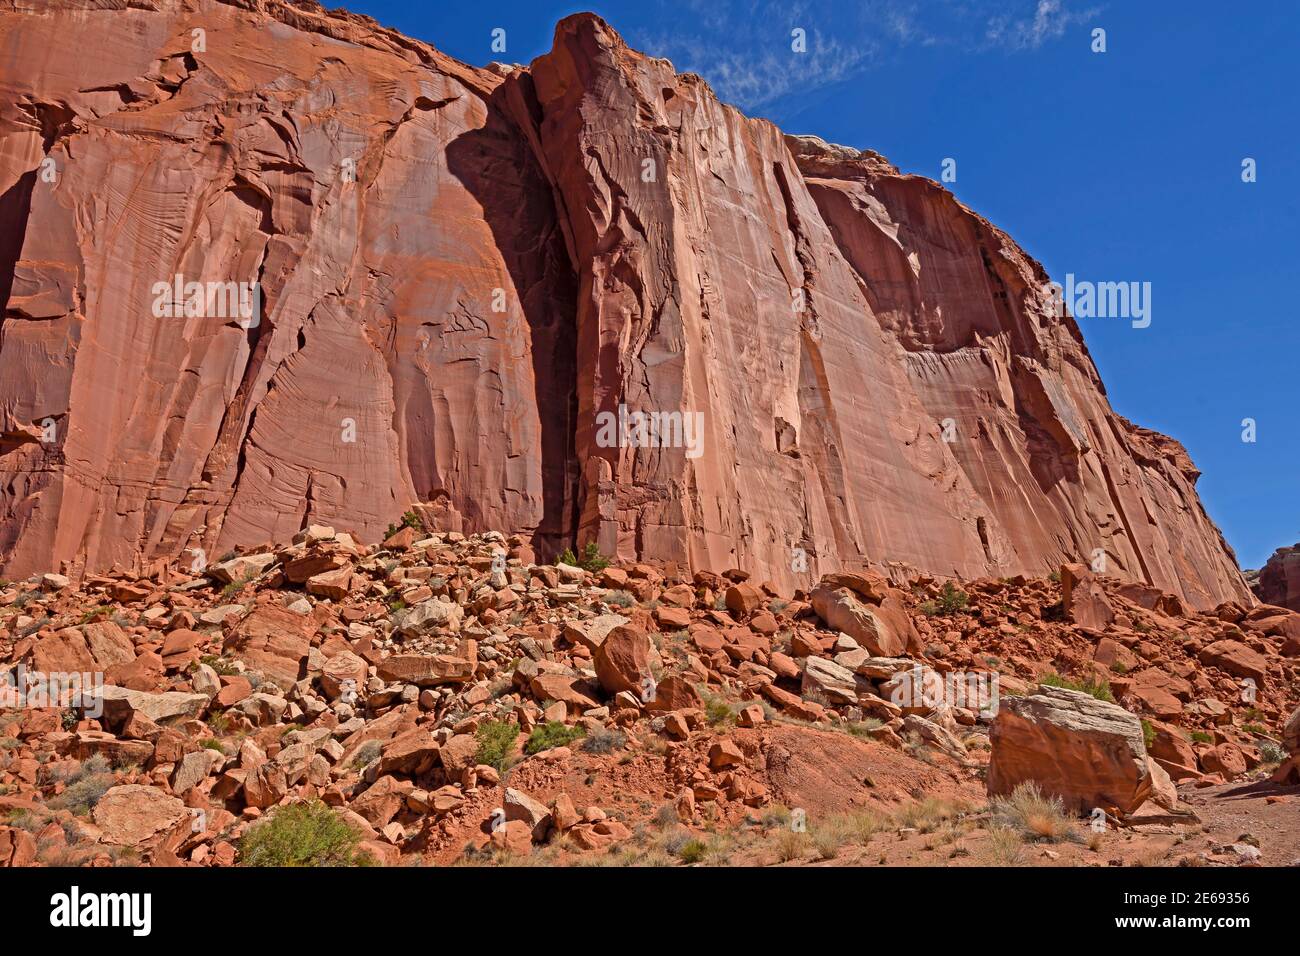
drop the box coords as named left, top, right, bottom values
left=652, top=803, right=679, bottom=828
left=577, top=542, right=610, bottom=573
left=1040, top=671, right=1114, bottom=703
left=199, top=654, right=240, bottom=676
left=771, top=828, right=811, bottom=863
left=474, top=720, right=519, bottom=772
left=524, top=721, right=585, bottom=756
left=220, top=575, right=255, bottom=598
left=1258, top=740, right=1286, bottom=765
left=844, top=809, right=888, bottom=844
left=1190, top=730, right=1213, bottom=744
left=895, top=797, right=965, bottom=833
left=990, top=782, right=1075, bottom=843
left=982, top=825, right=1027, bottom=865
left=206, top=710, right=232, bottom=736
left=77, top=605, right=110, bottom=625
left=383, top=510, right=422, bottom=540
left=556, top=542, right=610, bottom=573
left=676, top=838, right=708, bottom=864
left=581, top=726, right=627, bottom=755
left=845, top=718, right=884, bottom=739
left=703, top=696, right=734, bottom=727
left=811, top=816, right=854, bottom=860
left=1140, top=719, right=1157, bottom=750
left=239, top=801, right=370, bottom=867
left=49, top=755, right=114, bottom=815
left=657, top=826, right=692, bottom=855
left=349, top=740, right=383, bottom=769
left=919, top=581, right=968, bottom=617
left=602, top=590, right=636, bottom=608
left=760, top=805, right=792, bottom=829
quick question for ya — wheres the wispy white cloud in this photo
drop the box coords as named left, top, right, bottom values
left=632, top=0, right=1103, bottom=111
left=636, top=26, right=876, bottom=110
left=984, top=0, right=1101, bottom=51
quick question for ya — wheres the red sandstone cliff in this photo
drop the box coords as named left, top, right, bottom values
left=0, top=1, right=1251, bottom=608
left=1252, top=544, right=1300, bottom=612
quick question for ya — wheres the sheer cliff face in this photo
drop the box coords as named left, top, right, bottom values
left=0, top=1, right=1250, bottom=608
left=1253, top=545, right=1300, bottom=612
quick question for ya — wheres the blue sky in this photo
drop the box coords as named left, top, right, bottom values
left=345, top=0, right=1298, bottom=570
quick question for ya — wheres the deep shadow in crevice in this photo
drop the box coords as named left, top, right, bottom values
left=445, top=74, right=581, bottom=560
left=0, top=169, right=37, bottom=320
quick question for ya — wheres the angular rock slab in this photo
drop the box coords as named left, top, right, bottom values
left=988, top=685, right=1152, bottom=814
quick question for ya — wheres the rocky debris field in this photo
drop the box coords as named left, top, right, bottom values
left=1, top=517, right=1297, bottom=868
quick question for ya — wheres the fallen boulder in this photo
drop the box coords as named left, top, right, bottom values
left=988, top=684, right=1151, bottom=814
left=593, top=626, right=653, bottom=696
left=93, top=785, right=187, bottom=847
left=1060, top=563, right=1115, bottom=630
left=809, top=585, right=909, bottom=657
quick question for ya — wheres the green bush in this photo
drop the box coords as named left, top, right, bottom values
left=556, top=542, right=610, bottom=573
left=220, top=574, right=256, bottom=598
left=474, top=720, right=519, bottom=772
left=677, top=839, right=708, bottom=864
left=383, top=510, right=422, bottom=540
left=1140, top=719, right=1156, bottom=751
left=238, top=801, right=370, bottom=867
left=199, top=654, right=240, bottom=677
left=1040, top=672, right=1114, bottom=703
left=77, top=605, right=110, bottom=625
left=523, top=721, right=585, bottom=756
left=919, top=581, right=968, bottom=617
left=846, top=718, right=885, bottom=739
left=704, top=697, right=734, bottom=727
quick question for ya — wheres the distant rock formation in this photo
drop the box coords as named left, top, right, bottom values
left=1251, top=544, right=1300, bottom=611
